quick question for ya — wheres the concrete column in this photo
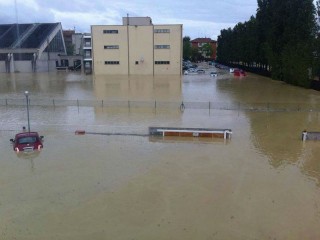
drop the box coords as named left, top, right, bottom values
left=10, top=53, right=15, bottom=73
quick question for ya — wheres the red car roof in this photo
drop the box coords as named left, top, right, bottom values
left=15, top=132, right=40, bottom=138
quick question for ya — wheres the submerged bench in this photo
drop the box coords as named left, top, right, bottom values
left=302, top=130, right=320, bottom=141
left=149, top=127, right=232, bottom=139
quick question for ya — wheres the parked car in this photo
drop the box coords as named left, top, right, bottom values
left=197, top=69, right=205, bottom=74
left=10, top=132, right=44, bottom=152
left=234, top=69, right=246, bottom=77
left=210, top=71, right=218, bottom=77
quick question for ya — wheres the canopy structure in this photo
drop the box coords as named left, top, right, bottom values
left=0, top=23, right=66, bottom=72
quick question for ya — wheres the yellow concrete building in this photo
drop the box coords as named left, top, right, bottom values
left=91, top=17, right=182, bottom=75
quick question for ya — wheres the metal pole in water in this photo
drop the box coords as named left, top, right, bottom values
left=25, top=91, right=30, bottom=132
left=302, top=130, right=307, bottom=141
left=77, top=99, right=79, bottom=112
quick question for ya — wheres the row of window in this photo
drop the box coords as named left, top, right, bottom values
left=154, top=45, right=170, bottom=49
left=104, top=61, right=120, bottom=64
left=154, top=29, right=170, bottom=33
left=104, top=45, right=170, bottom=49
left=103, top=29, right=170, bottom=34
left=104, top=45, right=119, bottom=49
left=104, top=61, right=170, bottom=65
left=103, top=30, right=118, bottom=34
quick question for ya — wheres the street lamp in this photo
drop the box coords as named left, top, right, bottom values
left=25, top=91, right=30, bottom=132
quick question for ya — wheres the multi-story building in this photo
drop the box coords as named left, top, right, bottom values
left=191, top=38, right=217, bottom=61
left=91, top=17, right=182, bottom=75
left=83, top=34, right=92, bottom=74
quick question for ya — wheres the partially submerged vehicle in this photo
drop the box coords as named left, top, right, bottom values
left=234, top=69, right=246, bottom=77
left=196, top=69, right=205, bottom=74
left=210, top=71, right=218, bottom=77
left=10, top=132, right=44, bottom=152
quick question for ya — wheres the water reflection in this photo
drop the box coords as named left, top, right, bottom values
left=93, top=75, right=182, bottom=101
left=16, top=151, right=41, bottom=172
left=301, top=141, right=320, bottom=185
left=1, top=71, right=320, bottom=239
left=0, top=72, right=93, bottom=99
left=215, top=73, right=320, bottom=184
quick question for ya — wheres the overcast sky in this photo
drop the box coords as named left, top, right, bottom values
left=0, top=0, right=258, bottom=40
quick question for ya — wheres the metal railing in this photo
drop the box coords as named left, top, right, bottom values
left=1, top=98, right=320, bottom=112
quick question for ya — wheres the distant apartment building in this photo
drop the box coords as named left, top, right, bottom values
left=191, top=38, right=217, bottom=60
left=60, top=30, right=92, bottom=72
left=91, top=17, right=183, bottom=75
left=63, top=30, right=83, bottom=55
left=83, top=34, right=92, bottom=74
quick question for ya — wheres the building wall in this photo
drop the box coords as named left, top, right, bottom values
left=0, top=62, right=5, bottom=72
left=92, top=23, right=182, bottom=75
left=92, top=26, right=128, bottom=75
left=123, top=17, right=152, bottom=26
left=128, top=25, right=153, bottom=75
left=13, top=61, right=32, bottom=72
left=72, top=34, right=84, bottom=55
left=154, top=25, right=182, bottom=75
left=36, top=60, right=57, bottom=72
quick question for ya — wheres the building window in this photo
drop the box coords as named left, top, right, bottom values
left=104, top=45, right=119, bottom=49
left=155, top=61, right=170, bottom=64
left=105, top=61, right=120, bottom=65
left=154, top=29, right=170, bottom=33
left=85, top=50, right=91, bottom=58
left=84, top=41, right=91, bottom=47
left=155, top=45, right=170, bottom=49
left=103, top=30, right=119, bottom=34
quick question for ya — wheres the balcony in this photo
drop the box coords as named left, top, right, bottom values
left=83, top=42, right=92, bottom=49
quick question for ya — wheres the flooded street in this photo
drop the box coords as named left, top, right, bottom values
left=1, top=69, right=320, bottom=239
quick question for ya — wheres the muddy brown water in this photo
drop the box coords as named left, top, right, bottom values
left=1, top=69, right=320, bottom=239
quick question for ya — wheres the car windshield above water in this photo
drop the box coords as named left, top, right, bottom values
left=17, top=136, right=37, bottom=144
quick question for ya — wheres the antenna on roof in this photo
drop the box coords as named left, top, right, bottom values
left=14, top=0, right=19, bottom=23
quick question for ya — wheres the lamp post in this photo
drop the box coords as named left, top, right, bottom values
left=25, top=91, right=30, bottom=132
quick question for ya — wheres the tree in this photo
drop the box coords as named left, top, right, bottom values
left=191, top=46, right=202, bottom=62
left=217, top=0, right=317, bottom=87
left=66, top=43, right=75, bottom=55
left=183, top=36, right=192, bottom=60
left=201, top=43, right=213, bottom=59
left=313, top=0, right=320, bottom=79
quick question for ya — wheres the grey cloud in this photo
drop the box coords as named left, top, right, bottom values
left=0, top=0, right=258, bottom=38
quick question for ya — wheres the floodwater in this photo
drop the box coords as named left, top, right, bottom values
left=1, top=67, right=320, bottom=240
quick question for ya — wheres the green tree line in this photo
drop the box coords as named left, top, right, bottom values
left=216, top=0, right=319, bottom=88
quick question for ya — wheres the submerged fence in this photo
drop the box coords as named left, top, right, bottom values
left=1, top=98, right=320, bottom=112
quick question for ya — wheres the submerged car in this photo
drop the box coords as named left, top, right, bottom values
left=210, top=71, right=218, bottom=77
left=10, top=132, right=44, bottom=152
left=234, top=69, right=246, bottom=77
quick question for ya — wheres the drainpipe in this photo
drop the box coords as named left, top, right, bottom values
left=127, top=13, right=130, bottom=75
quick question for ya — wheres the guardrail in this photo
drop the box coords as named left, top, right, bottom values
left=1, top=98, right=320, bottom=112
